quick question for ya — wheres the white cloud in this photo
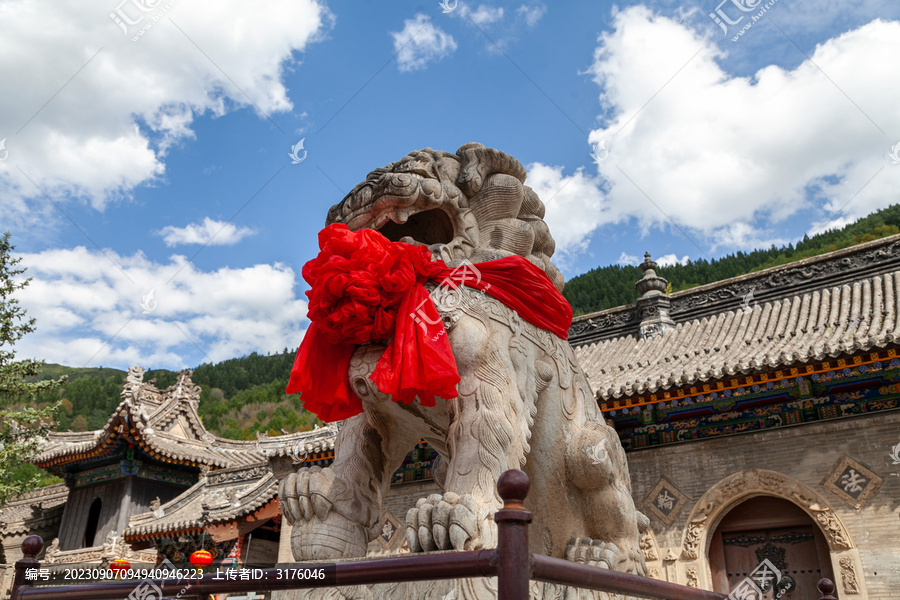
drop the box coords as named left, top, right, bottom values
left=392, top=14, right=457, bottom=72
left=0, top=0, right=330, bottom=226
left=806, top=215, right=856, bottom=237
left=459, top=5, right=504, bottom=26
left=14, top=247, right=308, bottom=370
left=617, top=251, right=640, bottom=266
left=710, top=222, right=787, bottom=252
left=655, top=253, right=689, bottom=267
left=517, top=5, right=546, bottom=27
left=158, top=217, right=254, bottom=247
left=568, top=7, right=900, bottom=255
left=524, top=163, right=609, bottom=258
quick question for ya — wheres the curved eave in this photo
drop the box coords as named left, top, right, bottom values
left=123, top=471, right=278, bottom=542
left=577, top=272, right=900, bottom=402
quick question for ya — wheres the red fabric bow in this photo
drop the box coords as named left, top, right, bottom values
left=286, top=223, right=572, bottom=422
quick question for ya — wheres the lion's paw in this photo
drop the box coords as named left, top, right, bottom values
left=406, top=493, right=496, bottom=552
left=280, top=466, right=367, bottom=560
left=565, top=537, right=623, bottom=570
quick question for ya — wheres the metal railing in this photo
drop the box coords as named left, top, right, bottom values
left=9, top=470, right=839, bottom=600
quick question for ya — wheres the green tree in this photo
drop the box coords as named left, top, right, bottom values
left=71, top=415, right=88, bottom=432
left=0, top=232, right=62, bottom=505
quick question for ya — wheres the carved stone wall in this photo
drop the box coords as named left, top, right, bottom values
left=679, top=470, right=852, bottom=560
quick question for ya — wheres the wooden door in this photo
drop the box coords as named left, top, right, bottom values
left=709, top=496, right=834, bottom=599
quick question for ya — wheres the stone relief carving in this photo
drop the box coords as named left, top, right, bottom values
left=44, top=538, right=60, bottom=563
left=125, top=364, right=145, bottom=386
left=643, top=477, right=689, bottom=526
left=568, top=310, right=635, bottom=341
left=685, top=566, right=698, bottom=587
left=279, top=144, right=648, bottom=598
left=682, top=520, right=706, bottom=560
left=639, top=530, right=658, bottom=562
left=806, top=504, right=852, bottom=551
left=169, top=369, right=202, bottom=402
left=681, top=469, right=852, bottom=560
left=208, top=465, right=268, bottom=484
left=840, top=556, right=860, bottom=595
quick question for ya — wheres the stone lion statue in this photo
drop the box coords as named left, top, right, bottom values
left=279, top=143, right=647, bottom=597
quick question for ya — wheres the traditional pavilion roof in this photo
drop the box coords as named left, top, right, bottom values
left=122, top=463, right=276, bottom=541
left=33, top=366, right=338, bottom=474
left=0, top=483, right=68, bottom=536
left=570, top=234, right=900, bottom=402
left=122, top=423, right=340, bottom=541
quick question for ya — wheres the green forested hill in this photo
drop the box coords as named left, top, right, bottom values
left=563, top=204, right=900, bottom=315
left=29, top=350, right=321, bottom=440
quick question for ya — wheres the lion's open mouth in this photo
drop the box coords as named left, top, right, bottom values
left=377, top=208, right=455, bottom=246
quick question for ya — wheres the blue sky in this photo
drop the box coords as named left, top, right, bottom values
left=1, top=0, right=899, bottom=370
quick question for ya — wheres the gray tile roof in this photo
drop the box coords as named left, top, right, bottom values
left=33, top=370, right=338, bottom=472
left=0, top=484, right=68, bottom=535
left=123, top=464, right=276, bottom=539
left=575, top=270, right=900, bottom=401
left=569, top=234, right=900, bottom=346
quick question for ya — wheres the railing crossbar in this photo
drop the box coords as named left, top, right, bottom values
left=9, top=470, right=838, bottom=600
left=532, top=555, right=724, bottom=600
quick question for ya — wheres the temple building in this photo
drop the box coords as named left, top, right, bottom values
left=2, top=233, right=899, bottom=598
left=568, top=234, right=900, bottom=597
left=0, top=366, right=335, bottom=571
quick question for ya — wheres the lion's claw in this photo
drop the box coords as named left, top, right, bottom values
left=280, top=466, right=367, bottom=560
left=565, top=537, right=621, bottom=570
left=406, top=493, right=495, bottom=552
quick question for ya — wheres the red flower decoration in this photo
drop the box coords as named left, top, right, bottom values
left=287, top=224, right=573, bottom=422
left=303, top=225, right=444, bottom=346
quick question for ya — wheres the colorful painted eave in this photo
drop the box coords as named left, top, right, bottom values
left=599, top=348, right=900, bottom=412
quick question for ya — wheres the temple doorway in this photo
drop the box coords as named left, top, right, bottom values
left=708, top=496, right=835, bottom=599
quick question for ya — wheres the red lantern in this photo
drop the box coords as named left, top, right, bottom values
left=110, top=559, right=131, bottom=575
left=190, top=549, right=213, bottom=567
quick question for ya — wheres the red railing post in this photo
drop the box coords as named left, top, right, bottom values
left=10, top=536, right=44, bottom=600
left=494, top=469, right=532, bottom=600
left=817, top=578, right=837, bottom=600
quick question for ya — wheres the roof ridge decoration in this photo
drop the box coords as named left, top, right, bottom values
left=635, top=252, right=676, bottom=340
left=123, top=466, right=279, bottom=541
left=37, top=367, right=251, bottom=470
left=36, top=367, right=344, bottom=472
left=570, top=233, right=900, bottom=345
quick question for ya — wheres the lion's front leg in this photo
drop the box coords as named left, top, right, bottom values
left=280, top=346, right=426, bottom=561
left=279, top=414, right=372, bottom=560
left=408, top=317, right=532, bottom=552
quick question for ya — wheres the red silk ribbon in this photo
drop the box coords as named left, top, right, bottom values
left=286, top=223, right=572, bottom=421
